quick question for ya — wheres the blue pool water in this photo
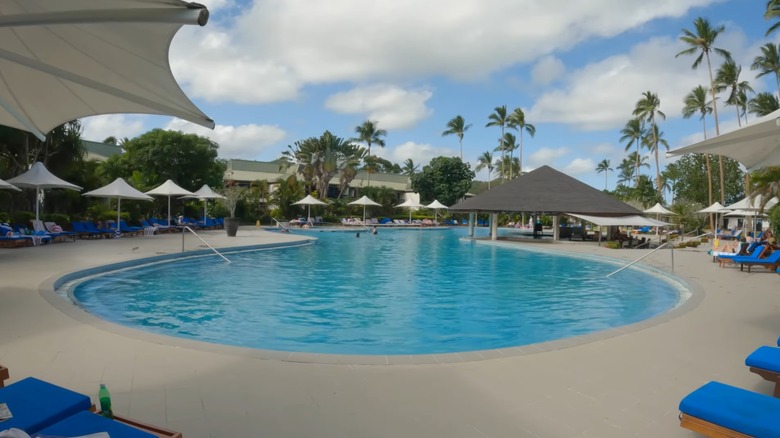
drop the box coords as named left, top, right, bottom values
left=69, top=228, right=683, bottom=355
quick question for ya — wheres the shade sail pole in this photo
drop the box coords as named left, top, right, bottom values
left=117, top=198, right=122, bottom=233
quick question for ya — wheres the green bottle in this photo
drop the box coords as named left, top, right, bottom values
left=98, top=383, right=113, bottom=418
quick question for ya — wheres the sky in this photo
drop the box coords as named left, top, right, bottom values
left=81, top=0, right=778, bottom=192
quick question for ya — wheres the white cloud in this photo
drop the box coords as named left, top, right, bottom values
left=375, top=141, right=455, bottom=167
left=81, top=115, right=146, bottom=142
left=564, top=158, right=596, bottom=175
left=325, top=84, right=434, bottom=130
left=168, top=0, right=719, bottom=103
left=531, top=56, right=566, bottom=85
left=591, top=143, right=618, bottom=155
left=165, top=119, right=286, bottom=159
left=527, top=147, right=569, bottom=168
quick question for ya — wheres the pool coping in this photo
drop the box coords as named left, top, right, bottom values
left=39, top=236, right=704, bottom=366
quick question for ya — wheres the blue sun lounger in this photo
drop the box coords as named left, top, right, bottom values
left=679, top=381, right=780, bottom=437
left=0, top=377, right=91, bottom=433
left=37, top=410, right=157, bottom=437
left=733, top=250, right=780, bottom=273
left=747, top=346, right=780, bottom=398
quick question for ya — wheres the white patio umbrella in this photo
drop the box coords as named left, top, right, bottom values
left=83, top=178, right=152, bottom=233
left=292, top=194, right=327, bottom=223
left=667, top=108, right=780, bottom=170
left=0, top=178, right=20, bottom=191
left=697, top=202, right=730, bottom=238
left=348, top=195, right=381, bottom=223
left=182, top=184, right=225, bottom=224
left=145, top=179, right=194, bottom=226
left=425, top=199, right=449, bottom=223
left=0, top=0, right=214, bottom=141
left=395, top=198, right=425, bottom=223
left=725, top=195, right=778, bottom=234
left=7, top=161, right=82, bottom=221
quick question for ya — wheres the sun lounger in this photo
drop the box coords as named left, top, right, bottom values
left=0, top=364, right=8, bottom=386
left=37, top=410, right=183, bottom=438
left=746, top=346, right=780, bottom=397
left=734, top=249, right=780, bottom=273
left=717, top=243, right=766, bottom=267
left=679, top=381, right=780, bottom=437
left=0, top=377, right=92, bottom=433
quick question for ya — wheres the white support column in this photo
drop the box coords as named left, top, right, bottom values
left=553, top=214, right=560, bottom=241
left=490, top=213, right=498, bottom=240
left=468, top=212, right=475, bottom=237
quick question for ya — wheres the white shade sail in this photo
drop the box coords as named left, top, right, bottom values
left=348, top=195, right=381, bottom=223
left=725, top=195, right=778, bottom=212
left=697, top=202, right=729, bottom=214
left=643, top=203, right=675, bottom=215
left=184, top=184, right=225, bottom=200
left=293, top=194, right=327, bottom=206
left=426, top=200, right=449, bottom=210
left=396, top=198, right=424, bottom=208
left=0, top=0, right=214, bottom=140
left=0, top=178, right=19, bottom=191
left=7, top=161, right=82, bottom=221
left=667, top=108, right=780, bottom=170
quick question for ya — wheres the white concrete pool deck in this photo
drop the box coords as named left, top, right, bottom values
left=1, top=227, right=778, bottom=437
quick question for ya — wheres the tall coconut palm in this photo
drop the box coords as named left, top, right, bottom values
left=616, top=158, right=635, bottom=187
left=751, top=43, right=780, bottom=101
left=626, top=151, right=650, bottom=176
left=351, top=120, right=387, bottom=186
left=498, top=132, right=518, bottom=179
left=765, top=0, right=780, bottom=36
left=485, top=106, right=509, bottom=179
left=715, top=60, right=753, bottom=127
left=681, top=84, right=715, bottom=213
left=748, top=92, right=780, bottom=116
left=495, top=155, right=519, bottom=179
left=633, top=91, right=666, bottom=199
left=442, top=115, right=471, bottom=161
left=595, top=159, right=613, bottom=190
left=507, top=107, right=535, bottom=178
left=619, top=118, right=645, bottom=186
left=401, top=158, right=418, bottom=176
left=475, top=151, right=495, bottom=189
left=676, top=17, right=731, bottom=204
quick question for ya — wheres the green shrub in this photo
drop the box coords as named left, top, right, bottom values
left=606, top=240, right=622, bottom=249
left=43, top=213, right=71, bottom=226
left=11, top=211, right=34, bottom=226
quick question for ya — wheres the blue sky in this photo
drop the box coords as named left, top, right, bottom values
left=81, top=0, right=776, bottom=192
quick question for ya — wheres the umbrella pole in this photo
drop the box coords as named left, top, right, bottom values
left=363, top=205, right=366, bottom=223
left=203, top=199, right=207, bottom=225
left=117, top=198, right=121, bottom=233
left=36, top=189, right=40, bottom=222
left=409, top=208, right=412, bottom=224
left=168, top=195, right=172, bottom=227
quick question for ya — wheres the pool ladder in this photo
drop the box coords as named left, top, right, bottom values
left=181, top=226, right=230, bottom=263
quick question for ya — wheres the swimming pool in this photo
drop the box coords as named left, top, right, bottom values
left=67, top=228, right=685, bottom=355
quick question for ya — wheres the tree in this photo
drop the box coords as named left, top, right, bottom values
left=475, top=151, right=495, bottom=189
left=442, top=115, right=471, bottom=160
left=681, top=84, right=714, bottom=211
left=748, top=92, right=780, bottom=117
left=749, top=166, right=780, bottom=211
left=662, top=163, right=682, bottom=205
left=352, top=120, right=386, bottom=186
left=751, top=43, right=780, bottom=101
left=494, top=155, right=519, bottom=180
left=616, top=158, right=635, bottom=187
left=595, top=159, right=613, bottom=190
left=103, top=136, right=118, bottom=145
left=765, top=0, right=780, bottom=36
left=270, top=175, right=305, bottom=219
left=672, top=154, right=744, bottom=206
left=283, top=131, right=364, bottom=200
left=402, top=158, right=419, bottom=176
left=633, top=91, right=666, bottom=200
left=633, top=175, right=661, bottom=208
left=497, top=132, right=519, bottom=179
left=411, top=156, right=475, bottom=206
left=715, top=60, right=753, bottom=127
left=507, top=107, right=535, bottom=177
left=626, top=151, right=650, bottom=177
left=485, top=106, right=509, bottom=179
left=619, top=118, right=645, bottom=186
left=99, top=129, right=224, bottom=192
left=676, top=17, right=731, bottom=203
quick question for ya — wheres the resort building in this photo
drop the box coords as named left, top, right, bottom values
left=81, top=140, right=122, bottom=161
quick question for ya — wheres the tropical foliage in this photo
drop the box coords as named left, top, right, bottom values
left=411, top=156, right=475, bottom=206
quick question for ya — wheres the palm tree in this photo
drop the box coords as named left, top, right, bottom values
left=495, top=155, right=519, bottom=179
left=475, top=151, right=495, bottom=189
left=507, top=107, right=535, bottom=178
left=633, top=91, right=666, bottom=199
left=595, top=159, right=613, bottom=190
left=497, top=133, right=518, bottom=179
left=619, top=118, right=645, bottom=186
left=765, top=0, right=780, bottom=36
left=748, top=92, right=780, bottom=117
left=402, top=158, right=418, bottom=176
left=676, top=17, right=731, bottom=204
left=662, top=163, right=681, bottom=205
left=715, top=60, right=753, bottom=127
left=751, top=43, right=780, bottom=101
left=351, top=120, right=387, bottom=186
left=485, top=106, right=509, bottom=179
left=616, top=158, right=635, bottom=187
left=626, top=151, right=650, bottom=176
left=442, top=115, right=471, bottom=160
left=681, top=84, right=715, bottom=212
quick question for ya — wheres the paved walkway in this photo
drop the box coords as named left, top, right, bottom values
left=0, top=227, right=778, bottom=437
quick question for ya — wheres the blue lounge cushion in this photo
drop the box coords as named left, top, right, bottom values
left=35, top=410, right=156, bottom=437
left=747, top=346, right=780, bottom=371
left=679, top=381, right=780, bottom=437
left=0, top=377, right=91, bottom=433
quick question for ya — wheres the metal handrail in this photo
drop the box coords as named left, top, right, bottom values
left=272, top=218, right=290, bottom=231
left=606, top=241, right=673, bottom=277
left=181, top=226, right=230, bottom=263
